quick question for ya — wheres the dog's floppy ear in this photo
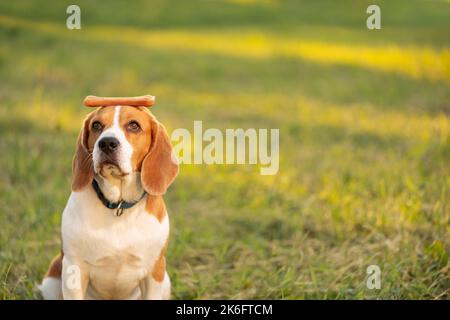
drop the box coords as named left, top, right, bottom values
left=141, top=115, right=179, bottom=196
left=72, top=112, right=95, bottom=191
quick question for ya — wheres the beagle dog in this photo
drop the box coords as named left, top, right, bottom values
left=39, top=96, right=179, bottom=300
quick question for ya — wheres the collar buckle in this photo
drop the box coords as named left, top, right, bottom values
left=116, top=201, right=125, bottom=217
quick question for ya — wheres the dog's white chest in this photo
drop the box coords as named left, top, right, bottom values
left=62, top=190, right=169, bottom=299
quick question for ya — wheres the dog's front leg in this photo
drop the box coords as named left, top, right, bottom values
left=140, top=272, right=170, bottom=300
left=61, top=255, right=89, bottom=300
left=141, top=256, right=170, bottom=300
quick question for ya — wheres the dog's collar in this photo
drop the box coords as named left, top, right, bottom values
left=92, top=179, right=147, bottom=217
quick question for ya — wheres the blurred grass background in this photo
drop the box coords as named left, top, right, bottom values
left=0, top=0, right=449, bottom=299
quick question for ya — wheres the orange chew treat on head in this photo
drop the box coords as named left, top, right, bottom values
left=83, top=95, right=156, bottom=107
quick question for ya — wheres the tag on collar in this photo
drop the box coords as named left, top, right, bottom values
left=116, top=201, right=125, bottom=217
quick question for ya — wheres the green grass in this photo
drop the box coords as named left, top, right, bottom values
left=0, top=0, right=449, bottom=299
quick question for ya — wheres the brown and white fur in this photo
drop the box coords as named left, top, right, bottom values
left=39, top=105, right=178, bottom=300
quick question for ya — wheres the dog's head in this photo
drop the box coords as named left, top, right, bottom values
left=72, top=105, right=178, bottom=195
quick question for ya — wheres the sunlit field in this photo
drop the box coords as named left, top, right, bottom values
left=0, top=0, right=449, bottom=299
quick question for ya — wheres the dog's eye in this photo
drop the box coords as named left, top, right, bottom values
left=92, top=121, right=103, bottom=132
left=127, top=121, right=141, bottom=132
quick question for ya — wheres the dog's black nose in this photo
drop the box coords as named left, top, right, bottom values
left=99, top=137, right=120, bottom=153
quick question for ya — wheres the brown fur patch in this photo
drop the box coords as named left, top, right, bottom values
left=72, top=107, right=116, bottom=191
left=119, top=106, right=153, bottom=171
left=45, top=252, right=63, bottom=278
left=72, top=113, right=94, bottom=191
left=151, top=242, right=168, bottom=282
left=140, top=114, right=179, bottom=196
left=86, top=106, right=116, bottom=150
left=145, top=195, right=166, bottom=222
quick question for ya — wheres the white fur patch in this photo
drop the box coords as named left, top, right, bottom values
left=39, top=277, right=63, bottom=300
left=93, top=106, right=134, bottom=176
